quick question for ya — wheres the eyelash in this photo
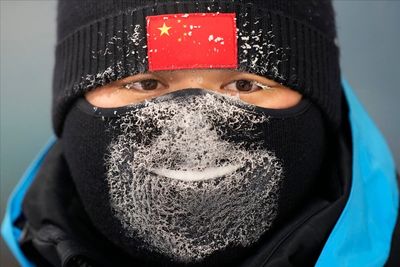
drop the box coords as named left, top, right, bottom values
left=123, top=79, right=164, bottom=91
left=223, top=80, right=273, bottom=93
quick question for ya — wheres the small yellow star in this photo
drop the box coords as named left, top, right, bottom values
left=158, top=23, right=172, bottom=36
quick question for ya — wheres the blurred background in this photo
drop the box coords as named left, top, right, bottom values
left=1, top=1, right=399, bottom=266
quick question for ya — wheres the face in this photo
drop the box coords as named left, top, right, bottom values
left=85, top=69, right=301, bottom=109
left=63, top=68, right=326, bottom=263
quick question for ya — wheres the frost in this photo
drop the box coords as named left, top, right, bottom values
left=105, top=91, right=283, bottom=263
left=214, top=36, right=224, bottom=43
left=128, top=24, right=142, bottom=46
left=237, top=24, right=289, bottom=80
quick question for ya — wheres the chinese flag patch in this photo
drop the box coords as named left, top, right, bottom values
left=146, top=13, right=238, bottom=71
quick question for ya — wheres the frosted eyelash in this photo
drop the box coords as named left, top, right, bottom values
left=254, top=82, right=273, bottom=91
left=124, top=82, right=137, bottom=89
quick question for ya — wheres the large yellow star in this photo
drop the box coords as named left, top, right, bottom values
left=158, top=23, right=172, bottom=36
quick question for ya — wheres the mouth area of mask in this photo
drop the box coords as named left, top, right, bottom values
left=149, top=164, right=242, bottom=181
left=62, top=88, right=324, bottom=264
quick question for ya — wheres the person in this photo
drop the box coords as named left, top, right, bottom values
left=1, top=0, right=399, bottom=266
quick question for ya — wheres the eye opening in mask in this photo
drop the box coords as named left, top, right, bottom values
left=85, top=70, right=302, bottom=109
left=76, top=88, right=311, bottom=119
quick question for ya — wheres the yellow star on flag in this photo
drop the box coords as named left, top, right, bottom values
left=158, top=23, right=172, bottom=36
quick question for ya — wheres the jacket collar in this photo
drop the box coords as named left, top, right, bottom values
left=315, top=79, right=399, bottom=266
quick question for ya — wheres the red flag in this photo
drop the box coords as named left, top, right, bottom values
left=146, top=13, right=237, bottom=71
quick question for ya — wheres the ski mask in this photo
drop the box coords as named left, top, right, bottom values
left=61, top=88, right=327, bottom=264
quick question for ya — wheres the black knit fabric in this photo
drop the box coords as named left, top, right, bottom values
left=60, top=89, right=328, bottom=265
left=52, top=0, right=342, bottom=136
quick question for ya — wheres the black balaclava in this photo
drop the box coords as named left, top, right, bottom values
left=61, top=88, right=327, bottom=265
left=54, top=0, right=341, bottom=265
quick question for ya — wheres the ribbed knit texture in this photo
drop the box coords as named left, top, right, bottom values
left=53, top=0, right=342, bottom=136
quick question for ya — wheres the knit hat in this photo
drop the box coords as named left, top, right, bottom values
left=52, top=0, right=342, bottom=136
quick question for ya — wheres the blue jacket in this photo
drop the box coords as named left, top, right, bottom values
left=2, top=80, right=399, bottom=267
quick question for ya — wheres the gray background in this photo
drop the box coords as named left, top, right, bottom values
left=1, top=1, right=399, bottom=266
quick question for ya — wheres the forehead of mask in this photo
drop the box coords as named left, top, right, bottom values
left=85, top=69, right=302, bottom=109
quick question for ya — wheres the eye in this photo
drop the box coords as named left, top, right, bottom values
left=123, top=79, right=163, bottom=91
left=223, top=80, right=272, bottom=93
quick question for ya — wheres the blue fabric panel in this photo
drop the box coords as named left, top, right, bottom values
left=316, top=80, right=399, bottom=267
left=1, top=136, right=56, bottom=267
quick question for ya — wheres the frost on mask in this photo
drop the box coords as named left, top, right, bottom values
left=70, top=23, right=148, bottom=99
left=105, top=91, right=284, bottom=263
left=236, top=12, right=290, bottom=82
